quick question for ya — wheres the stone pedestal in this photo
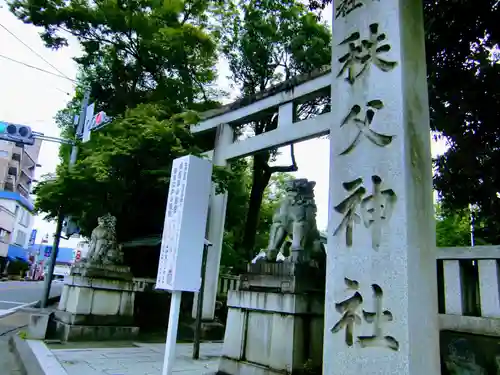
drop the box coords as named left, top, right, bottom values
left=218, top=263, right=324, bottom=375
left=53, top=264, right=139, bottom=341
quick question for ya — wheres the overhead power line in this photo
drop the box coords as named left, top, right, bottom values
left=0, top=53, right=76, bottom=82
left=0, top=22, right=73, bottom=81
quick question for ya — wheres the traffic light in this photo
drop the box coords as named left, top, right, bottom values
left=62, top=216, right=80, bottom=238
left=0, top=121, right=35, bottom=146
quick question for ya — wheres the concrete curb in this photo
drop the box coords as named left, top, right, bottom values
left=7, top=295, right=62, bottom=375
left=9, top=335, right=46, bottom=375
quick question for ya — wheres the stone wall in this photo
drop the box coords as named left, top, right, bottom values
left=440, top=330, right=499, bottom=374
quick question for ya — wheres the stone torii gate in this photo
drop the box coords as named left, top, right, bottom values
left=191, top=0, right=440, bottom=373
left=192, top=67, right=331, bottom=320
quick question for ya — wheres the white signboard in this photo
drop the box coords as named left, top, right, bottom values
left=82, top=102, right=95, bottom=143
left=155, top=155, right=212, bottom=292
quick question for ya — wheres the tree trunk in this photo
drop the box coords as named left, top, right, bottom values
left=242, top=153, right=272, bottom=260
left=241, top=145, right=298, bottom=260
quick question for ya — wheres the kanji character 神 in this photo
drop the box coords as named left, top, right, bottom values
left=333, top=175, right=397, bottom=250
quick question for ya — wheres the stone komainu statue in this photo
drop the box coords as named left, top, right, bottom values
left=84, top=213, right=124, bottom=266
left=264, top=178, right=325, bottom=265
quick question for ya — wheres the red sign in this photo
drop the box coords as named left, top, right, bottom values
left=75, top=250, right=81, bottom=261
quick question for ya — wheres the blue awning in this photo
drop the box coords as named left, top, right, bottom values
left=0, top=191, right=34, bottom=211
left=7, top=244, right=29, bottom=262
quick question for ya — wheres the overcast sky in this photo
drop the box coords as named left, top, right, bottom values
left=0, top=2, right=447, bottom=247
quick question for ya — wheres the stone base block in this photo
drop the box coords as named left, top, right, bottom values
left=218, top=357, right=283, bottom=375
left=54, top=320, right=139, bottom=342
left=70, top=263, right=133, bottom=280
left=27, top=311, right=52, bottom=339
left=241, top=262, right=324, bottom=294
left=54, top=273, right=138, bottom=342
left=219, top=290, right=323, bottom=374
left=54, top=310, right=134, bottom=327
left=179, top=321, right=225, bottom=341
left=58, top=276, right=135, bottom=317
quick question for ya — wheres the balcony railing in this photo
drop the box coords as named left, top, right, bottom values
left=17, top=182, right=30, bottom=198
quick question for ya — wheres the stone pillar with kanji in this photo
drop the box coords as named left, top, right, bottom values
left=325, top=0, right=440, bottom=374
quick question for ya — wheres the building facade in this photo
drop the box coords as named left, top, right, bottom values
left=0, top=139, right=41, bottom=272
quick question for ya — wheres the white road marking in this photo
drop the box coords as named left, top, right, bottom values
left=0, top=300, right=38, bottom=318
left=0, top=300, right=24, bottom=305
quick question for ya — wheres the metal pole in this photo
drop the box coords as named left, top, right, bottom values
left=193, top=243, right=209, bottom=359
left=40, top=211, right=63, bottom=306
left=469, top=203, right=475, bottom=247
left=162, top=291, right=182, bottom=375
left=40, top=90, right=89, bottom=308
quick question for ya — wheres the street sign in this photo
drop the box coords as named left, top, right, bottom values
left=43, top=246, right=52, bottom=257
left=62, top=216, right=80, bottom=237
left=0, top=121, right=35, bottom=146
left=82, top=102, right=95, bottom=143
left=155, top=155, right=212, bottom=292
left=156, top=155, right=212, bottom=375
left=81, top=103, right=112, bottom=143
left=90, top=111, right=111, bottom=131
left=28, top=229, right=37, bottom=246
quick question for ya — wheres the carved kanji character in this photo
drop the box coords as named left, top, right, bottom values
left=337, top=23, right=397, bottom=85
left=361, top=176, right=397, bottom=250
left=333, top=178, right=366, bottom=247
left=331, top=277, right=363, bottom=346
left=358, top=284, right=399, bottom=351
left=339, top=100, right=394, bottom=155
left=335, top=0, right=379, bottom=19
left=333, top=176, right=397, bottom=250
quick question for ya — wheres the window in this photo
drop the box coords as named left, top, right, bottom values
left=17, top=208, right=30, bottom=227
left=14, top=230, right=27, bottom=247
left=0, top=150, right=9, bottom=158
left=0, top=228, right=10, bottom=243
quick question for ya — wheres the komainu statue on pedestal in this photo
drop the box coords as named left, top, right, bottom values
left=84, top=213, right=124, bottom=266
left=254, top=178, right=325, bottom=265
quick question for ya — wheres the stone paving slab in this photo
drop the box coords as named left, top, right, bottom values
left=51, top=342, right=222, bottom=375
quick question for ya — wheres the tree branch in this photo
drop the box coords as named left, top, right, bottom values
left=265, top=144, right=298, bottom=174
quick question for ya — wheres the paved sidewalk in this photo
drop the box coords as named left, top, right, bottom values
left=0, top=310, right=31, bottom=374
left=33, top=341, right=221, bottom=375
left=0, top=335, right=22, bottom=374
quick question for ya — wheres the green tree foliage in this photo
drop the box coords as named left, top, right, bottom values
left=34, top=105, right=205, bottom=241
left=11, top=0, right=225, bottom=240
left=435, top=204, right=489, bottom=247
left=14, top=0, right=329, bottom=262
left=221, top=160, right=294, bottom=272
left=436, top=204, right=472, bottom=247
left=221, top=0, right=331, bottom=258
left=9, top=0, right=221, bottom=115
left=306, top=1, right=500, bottom=242
left=426, top=1, right=500, bottom=244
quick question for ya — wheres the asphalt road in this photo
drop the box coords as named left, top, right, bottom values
left=0, top=280, right=63, bottom=313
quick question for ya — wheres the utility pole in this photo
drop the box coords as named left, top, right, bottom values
left=469, top=203, right=475, bottom=247
left=40, top=90, right=90, bottom=308
left=192, top=241, right=211, bottom=359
